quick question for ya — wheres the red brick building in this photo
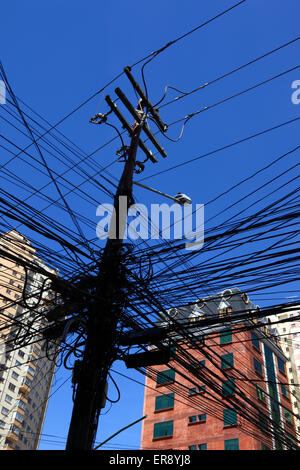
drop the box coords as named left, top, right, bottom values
left=140, top=288, right=298, bottom=450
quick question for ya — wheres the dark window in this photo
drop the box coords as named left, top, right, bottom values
left=281, top=384, right=289, bottom=398
left=220, top=328, right=232, bottom=345
left=224, top=438, right=239, bottom=450
left=221, top=353, right=234, bottom=370
left=155, top=393, right=174, bottom=411
left=256, top=385, right=266, bottom=402
left=277, top=357, right=286, bottom=375
left=156, top=369, right=175, bottom=386
left=189, top=445, right=197, bottom=450
left=222, top=378, right=236, bottom=397
left=199, top=443, right=207, bottom=450
left=223, top=408, right=237, bottom=426
left=251, top=332, right=260, bottom=350
left=254, top=358, right=263, bottom=375
left=153, top=420, right=173, bottom=439
left=284, top=409, right=293, bottom=426
left=188, top=414, right=206, bottom=423
left=8, top=383, right=15, bottom=392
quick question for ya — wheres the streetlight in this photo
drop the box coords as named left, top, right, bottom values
left=133, top=182, right=192, bottom=205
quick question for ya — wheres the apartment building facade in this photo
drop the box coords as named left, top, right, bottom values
left=0, top=230, right=58, bottom=450
left=141, top=288, right=298, bottom=450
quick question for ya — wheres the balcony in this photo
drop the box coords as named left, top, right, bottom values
left=6, top=431, right=18, bottom=443
left=19, top=383, right=30, bottom=395
left=17, top=393, right=28, bottom=404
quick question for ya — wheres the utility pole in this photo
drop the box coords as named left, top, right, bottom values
left=65, top=69, right=167, bottom=450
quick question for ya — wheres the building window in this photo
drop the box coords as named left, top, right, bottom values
left=281, top=384, right=289, bottom=399
left=254, top=358, right=263, bottom=376
left=223, top=408, right=237, bottom=426
left=8, top=383, right=15, bottom=392
left=261, top=443, right=270, bottom=450
left=18, top=350, right=25, bottom=359
left=277, top=357, right=286, bottom=375
left=189, top=445, right=197, bottom=450
left=284, top=409, right=293, bottom=427
left=0, top=420, right=5, bottom=429
left=1, top=407, right=9, bottom=416
left=220, top=328, right=232, bottom=345
left=198, top=443, right=207, bottom=450
left=251, top=332, right=260, bottom=351
left=155, top=393, right=174, bottom=411
left=5, top=394, right=12, bottom=404
left=221, top=353, right=234, bottom=370
left=224, top=438, right=239, bottom=450
left=11, top=371, right=19, bottom=381
left=156, top=369, right=175, bottom=386
left=256, top=385, right=266, bottom=403
left=188, top=414, right=206, bottom=424
left=222, top=378, right=236, bottom=397
left=153, top=420, right=173, bottom=439
left=15, top=412, right=24, bottom=423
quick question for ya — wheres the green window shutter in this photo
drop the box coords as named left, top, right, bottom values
left=155, top=393, right=174, bottom=411
left=153, top=420, right=173, bottom=439
left=220, top=328, right=232, bottom=345
left=277, top=357, right=286, bottom=374
left=189, top=445, right=197, bottom=450
left=254, top=358, right=263, bottom=375
left=281, top=384, right=288, bottom=398
left=256, top=385, right=266, bottom=402
left=199, top=414, right=206, bottom=422
left=284, top=409, right=293, bottom=425
left=224, top=438, right=239, bottom=450
left=221, top=353, right=234, bottom=369
left=189, top=415, right=197, bottom=423
left=189, top=387, right=197, bottom=395
left=199, top=443, right=207, bottom=450
left=157, top=369, right=175, bottom=385
left=251, top=332, right=260, bottom=350
left=223, top=408, right=237, bottom=426
left=222, top=378, right=235, bottom=397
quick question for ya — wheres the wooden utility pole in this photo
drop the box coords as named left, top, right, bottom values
left=66, top=68, right=167, bottom=450
left=66, top=103, right=145, bottom=451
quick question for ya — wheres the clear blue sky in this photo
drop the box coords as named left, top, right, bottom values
left=1, top=0, right=299, bottom=450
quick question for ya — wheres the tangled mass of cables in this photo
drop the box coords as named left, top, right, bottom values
left=0, top=0, right=299, bottom=449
